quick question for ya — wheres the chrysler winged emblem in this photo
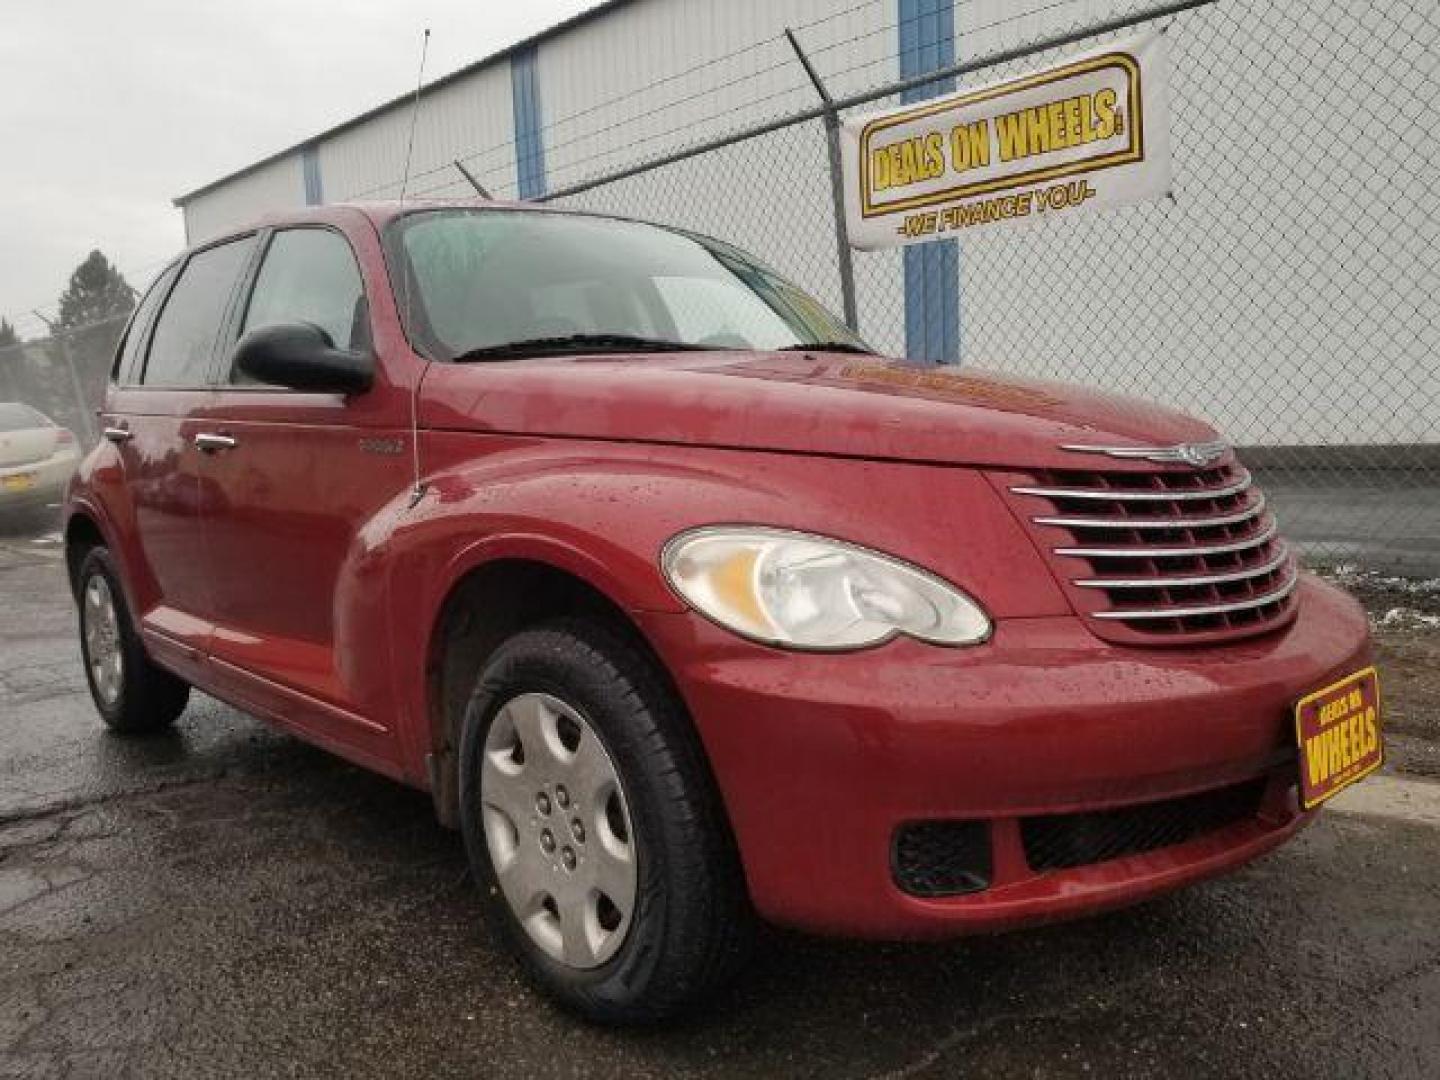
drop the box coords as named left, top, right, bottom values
left=1060, top=440, right=1230, bottom=467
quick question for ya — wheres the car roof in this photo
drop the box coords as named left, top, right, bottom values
left=183, top=200, right=733, bottom=265
left=221, top=198, right=568, bottom=237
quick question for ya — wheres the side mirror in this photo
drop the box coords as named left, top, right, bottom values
left=232, top=322, right=374, bottom=394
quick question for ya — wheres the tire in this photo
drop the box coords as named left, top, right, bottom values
left=76, top=546, right=190, bottom=734
left=459, top=616, right=752, bottom=1023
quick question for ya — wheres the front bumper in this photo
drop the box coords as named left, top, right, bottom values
left=636, top=574, right=1372, bottom=938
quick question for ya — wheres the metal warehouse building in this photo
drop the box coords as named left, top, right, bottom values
left=175, top=0, right=919, bottom=235
left=175, top=0, right=1437, bottom=456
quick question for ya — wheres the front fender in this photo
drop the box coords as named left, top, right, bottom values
left=365, top=433, right=1068, bottom=785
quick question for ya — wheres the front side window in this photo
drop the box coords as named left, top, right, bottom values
left=386, top=209, right=866, bottom=361
left=144, top=236, right=256, bottom=386
left=237, top=229, right=367, bottom=382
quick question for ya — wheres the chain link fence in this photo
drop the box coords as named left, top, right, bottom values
left=542, top=0, right=1438, bottom=574
left=0, top=319, right=119, bottom=531
left=2, top=0, right=1434, bottom=570
left=0, top=318, right=121, bottom=447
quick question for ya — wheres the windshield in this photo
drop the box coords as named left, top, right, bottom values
left=385, top=209, right=867, bottom=360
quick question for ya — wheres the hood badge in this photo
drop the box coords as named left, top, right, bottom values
left=1061, top=441, right=1229, bottom=468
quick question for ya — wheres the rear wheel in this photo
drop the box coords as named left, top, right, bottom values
left=76, top=547, right=190, bottom=734
left=459, top=617, right=751, bottom=1023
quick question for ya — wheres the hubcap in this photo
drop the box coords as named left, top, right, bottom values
left=479, top=692, right=637, bottom=969
left=82, top=575, right=123, bottom=707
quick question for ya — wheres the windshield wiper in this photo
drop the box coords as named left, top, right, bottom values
left=451, top=334, right=712, bottom=362
left=777, top=341, right=875, bottom=355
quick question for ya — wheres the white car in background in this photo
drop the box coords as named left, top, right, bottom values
left=0, top=403, right=80, bottom=522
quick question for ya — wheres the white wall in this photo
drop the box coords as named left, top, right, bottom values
left=537, top=0, right=891, bottom=191
left=319, top=61, right=518, bottom=204
left=182, top=153, right=305, bottom=243
left=182, top=52, right=517, bottom=240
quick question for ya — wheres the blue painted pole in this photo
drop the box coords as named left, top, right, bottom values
left=511, top=46, right=548, bottom=199
left=898, top=0, right=961, bottom=365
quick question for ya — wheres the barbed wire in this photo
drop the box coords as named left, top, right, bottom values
left=347, top=0, right=1122, bottom=203
left=341, top=0, right=1096, bottom=200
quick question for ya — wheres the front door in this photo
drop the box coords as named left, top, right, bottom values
left=190, top=224, right=414, bottom=766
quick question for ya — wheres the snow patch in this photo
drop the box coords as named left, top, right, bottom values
left=1375, top=607, right=1440, bottom=631
left=1324, top=563, right=1440, bottom=597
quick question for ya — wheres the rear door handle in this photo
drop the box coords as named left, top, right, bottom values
left=193, top=433, right=238, bottom=453
left=102, top=426, right=132, bottom=444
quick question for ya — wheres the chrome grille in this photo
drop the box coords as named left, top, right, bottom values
left=1003, top=457, right=1299, bottom=643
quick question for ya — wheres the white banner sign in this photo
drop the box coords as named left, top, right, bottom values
left=841, top=31, right=1172, bottom=250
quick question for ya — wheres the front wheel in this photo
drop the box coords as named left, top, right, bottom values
left=76, top=547, right=190, bottom=734
left=459, top=617, right=751, bottom=1023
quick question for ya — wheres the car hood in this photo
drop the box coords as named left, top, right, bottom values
left=418, top=350, right=1219, bottom=469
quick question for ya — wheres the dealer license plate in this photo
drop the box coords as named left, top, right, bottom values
left=2, top=473, right=36, bottom=493
left=1295, top=666, right=1382, bottom=809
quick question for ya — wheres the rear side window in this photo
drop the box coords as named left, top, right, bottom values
left=144, top=236, right=256, bottom=386
left=114, top=264, right=178, bottom=384
left=0, top=403, right=51, bottom=432
left=237, top=229, right=366, bottom=378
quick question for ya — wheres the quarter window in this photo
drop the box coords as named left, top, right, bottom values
left=237, top=229, right=366, bottom=380
left=115, top=264, right=178, bottom=384
left=144, top=237, right=256, bottom=386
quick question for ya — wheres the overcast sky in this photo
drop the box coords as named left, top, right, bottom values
left=0, top=0, right=597, bottom=337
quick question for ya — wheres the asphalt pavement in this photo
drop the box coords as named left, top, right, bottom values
left=1258, top=468, right=1440, bottom=577
left=2, top=525, right=1438, bottom=1080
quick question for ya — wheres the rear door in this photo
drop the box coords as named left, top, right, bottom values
left=101, top=235, right=257, bottom=670
left=188, top=224, right=413, bottom=765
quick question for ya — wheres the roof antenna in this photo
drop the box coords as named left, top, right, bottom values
left=400, top=28, right=430, bottom=205
left=402, top=28, right=431, bottom=509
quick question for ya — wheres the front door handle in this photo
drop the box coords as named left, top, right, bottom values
left=193, top=432, right=238, bottom=453
left=102, top=426, right=132, bottom=444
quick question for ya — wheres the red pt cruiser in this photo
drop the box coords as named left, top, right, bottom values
left=65, top=202, right=1380, bottom=1022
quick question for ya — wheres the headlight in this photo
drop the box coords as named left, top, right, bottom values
left=661, top=526, right=991, bottom=651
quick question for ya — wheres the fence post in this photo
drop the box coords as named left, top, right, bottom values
left=32, top=312, right=97, bottom=446
left=453, top=159, right=493, bottom=199
left=785, top=28, right=860, bottom=333
left=56, top=333, right=97, bottom=446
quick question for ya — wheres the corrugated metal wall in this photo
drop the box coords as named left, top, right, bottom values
left=537, top=0, right=889, bottom=189
left=182, top=154, right=307, bottom=244
left=321, top=61, right=519, bottom=204
left=179, top=0, right=897, bottom=234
